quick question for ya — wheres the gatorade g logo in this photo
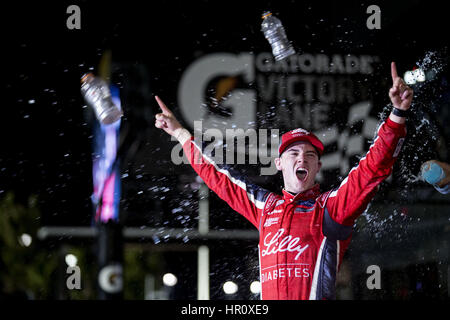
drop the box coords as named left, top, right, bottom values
left=178, top=53, right=256, bottom=137
left=98, top=264, right=123, bottom=294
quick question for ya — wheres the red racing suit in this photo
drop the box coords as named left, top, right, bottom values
left=181, top=118, right=406, bottom=300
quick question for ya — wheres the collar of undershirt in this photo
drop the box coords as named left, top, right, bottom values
left=282, top=184, right=321, bottom=202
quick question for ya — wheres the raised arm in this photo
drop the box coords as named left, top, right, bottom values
left=154, top=96, right=270, bottom=228
left=324, top=62, right=412, bottom=227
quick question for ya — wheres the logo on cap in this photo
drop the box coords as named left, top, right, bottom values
left=291, top=128, right=310, bottom=135
left=278, top=128, right=324, bottom=156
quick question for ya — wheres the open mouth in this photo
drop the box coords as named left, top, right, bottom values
left=296, top=168, right=308, bottom=181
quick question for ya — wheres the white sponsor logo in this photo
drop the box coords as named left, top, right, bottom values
left=261, top=266, right=310, bottom=283
left=263, top=217, right=280, bottom=227
left=261, top=228, right=309, bottom=260
left=291, top=128, right=310, bottom=135
left=267, top=209, right=283, bottom=215
left=98, top=264, right=123, bottom=294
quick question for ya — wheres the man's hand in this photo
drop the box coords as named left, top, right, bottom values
left=389, top=62, right=413, bottom=110
left=154, top=95, right=183, bottom=136
left=154, top=96, right=191, bottom=144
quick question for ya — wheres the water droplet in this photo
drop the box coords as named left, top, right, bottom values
left=152, top=235, right=160, bottom=244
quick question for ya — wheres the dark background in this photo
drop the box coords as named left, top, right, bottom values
left=1, top=0, right=450, bottom=300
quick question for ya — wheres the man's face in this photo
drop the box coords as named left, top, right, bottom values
left=274, top=141, right=322, bottom=194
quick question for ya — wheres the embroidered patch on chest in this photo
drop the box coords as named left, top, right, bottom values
left=263, top=217, right=280, bottom=227
left=266, top=200, right=285, bottom=215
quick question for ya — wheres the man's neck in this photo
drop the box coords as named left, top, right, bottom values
left=284, top=185, right=313, bottom=196
left=286, top=190, right=296, bottom=196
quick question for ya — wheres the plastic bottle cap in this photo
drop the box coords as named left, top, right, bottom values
left=81, top=73, right=94, bottom=83
left=262, top=12, right=272, bottom=19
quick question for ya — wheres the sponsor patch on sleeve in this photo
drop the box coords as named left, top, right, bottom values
left=393, top=138, right=405, bottom=157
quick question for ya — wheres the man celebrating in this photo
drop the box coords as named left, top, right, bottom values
left=154, top=62, right=413, bottom=300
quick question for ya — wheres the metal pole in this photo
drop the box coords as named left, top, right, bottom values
left=197, top=246, right=210, bottom=300
left=97, top=222, right=123, bottom=299
left=197, top=183, right=210, bottom=300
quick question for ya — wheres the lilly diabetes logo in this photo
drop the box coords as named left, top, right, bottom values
left=261, top=228, right=309, bottom=261
left=177, top=52, right=381, bottom=177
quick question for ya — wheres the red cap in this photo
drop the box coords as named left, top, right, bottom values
left=278, top=128, right=324, bottom=156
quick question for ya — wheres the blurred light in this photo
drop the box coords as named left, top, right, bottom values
left=18, top=233, right=32, bottom=247
left=163, top=273, right=178, bottom=286
left=413, top=68, right=426, bottom=82
left=65, top=254, right=78, bottom=267
left=404, top=71, right=416, bottom=85
left=223, top=281, right=238, bottom=294
left=404, top=68, right=426, bottom=85
left=250, top=280, right=261, bottom=294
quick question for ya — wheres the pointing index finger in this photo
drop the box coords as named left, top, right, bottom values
left=391, top=61, right=398, bottom=82
left=155, top=95, right=172, bottom=115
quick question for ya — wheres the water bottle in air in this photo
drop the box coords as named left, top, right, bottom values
left=81, top=73, right=123, bottom=125
left=421, top=160, right=450, bottom=186
left=261, top=11, right=296, bottom=61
